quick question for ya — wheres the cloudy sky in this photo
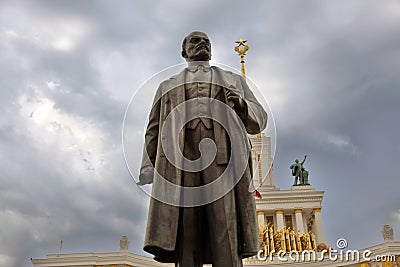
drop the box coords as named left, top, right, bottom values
left=1, top=1, right=400, bottom=266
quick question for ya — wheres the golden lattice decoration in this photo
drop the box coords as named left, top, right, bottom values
left=259, top=223, right=318, bottom=256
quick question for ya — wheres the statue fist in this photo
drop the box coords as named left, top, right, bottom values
left=137, top=170, right=154, bottom=186
left=226, top=89, right=247, bottom=118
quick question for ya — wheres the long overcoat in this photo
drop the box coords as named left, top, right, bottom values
left=139, top=66, right=268, bottom=263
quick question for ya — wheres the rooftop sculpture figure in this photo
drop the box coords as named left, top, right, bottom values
left=290, top=155, right=310, bottom=185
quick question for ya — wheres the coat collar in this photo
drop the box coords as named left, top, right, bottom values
left=167, top=65, right=233, bottom=105
left=187, top=61, right=211, bottom=72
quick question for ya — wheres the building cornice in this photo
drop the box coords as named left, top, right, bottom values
left=32, top=252, right=170, bottom=267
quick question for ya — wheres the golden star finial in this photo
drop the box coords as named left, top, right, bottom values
left=236, top=38, right=247, bottom=46
left=234, top=38, right=249, bottom=80
left=234, top=38, right=249, bottom=56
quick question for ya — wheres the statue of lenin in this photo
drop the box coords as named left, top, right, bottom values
left=137, top=31, right=268, bottom=267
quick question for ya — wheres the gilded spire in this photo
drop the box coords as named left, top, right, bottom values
left=234, top=38, right=249, bottom=80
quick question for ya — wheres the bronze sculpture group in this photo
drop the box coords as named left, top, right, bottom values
left=290, top=155, right=310, bottom=185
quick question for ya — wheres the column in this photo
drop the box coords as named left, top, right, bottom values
left=275, top=210, right=284, bottom=230
left=294, top=209, right=305, bottom=234
left=313, top=208, right=325, bottom=244
left=257, top=210, right=265, bottom=229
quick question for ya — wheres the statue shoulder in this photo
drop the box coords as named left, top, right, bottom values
left=212, top=66, right=244, bottom=92
left=160, top=73, right=179, bottom=86
left=212, top=66, right=241, bottom=80
left=158, top=70, right=184, bottom=91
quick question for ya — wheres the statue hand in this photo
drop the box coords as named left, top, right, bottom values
left=136, top=180, right=147, bottom=186
left=137, top=172, right=153, bottom=186
left=226, top=90, right=247, bottom=118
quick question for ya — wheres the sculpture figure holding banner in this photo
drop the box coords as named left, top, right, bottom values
left=137, top=32, right=267, bottom=267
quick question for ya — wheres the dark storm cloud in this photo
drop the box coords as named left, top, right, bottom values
left=246, top=1, right=400, bottom=249
left=1, top=0, right=399, bottom=266
left=0, top=2, right=152, bottom=266
left=0, top=111, right=148, bottom=267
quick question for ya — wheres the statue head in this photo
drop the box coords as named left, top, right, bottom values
left=295, top=159, right=299, bottom=163
left=181, top=31, right=211, bottom=62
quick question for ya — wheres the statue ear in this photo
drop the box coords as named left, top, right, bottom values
left=181, top=51, right=187, bottom=58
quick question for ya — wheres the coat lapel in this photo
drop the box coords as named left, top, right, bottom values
left=168, top=66, right=232, bottom=101
left=167, top=68, right=187, bottom=106
left=210, top=66, right=223, bottom=99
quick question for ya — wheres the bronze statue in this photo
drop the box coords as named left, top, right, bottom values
left=137, top=32, right=267, bottom=267
left=290, top=155, right=310, bottom=185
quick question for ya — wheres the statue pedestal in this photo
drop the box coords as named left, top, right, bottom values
left=291, top=184, right=313, bottom=191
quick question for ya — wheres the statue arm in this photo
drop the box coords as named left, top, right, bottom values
left=138, top=87, right=162, bottom=185
left=237, top=75, right=268, bottom=134
left=301, top=155, right=307, bottom=165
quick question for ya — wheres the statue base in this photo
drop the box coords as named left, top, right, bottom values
left=291, top=184, right=313, bottom=191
